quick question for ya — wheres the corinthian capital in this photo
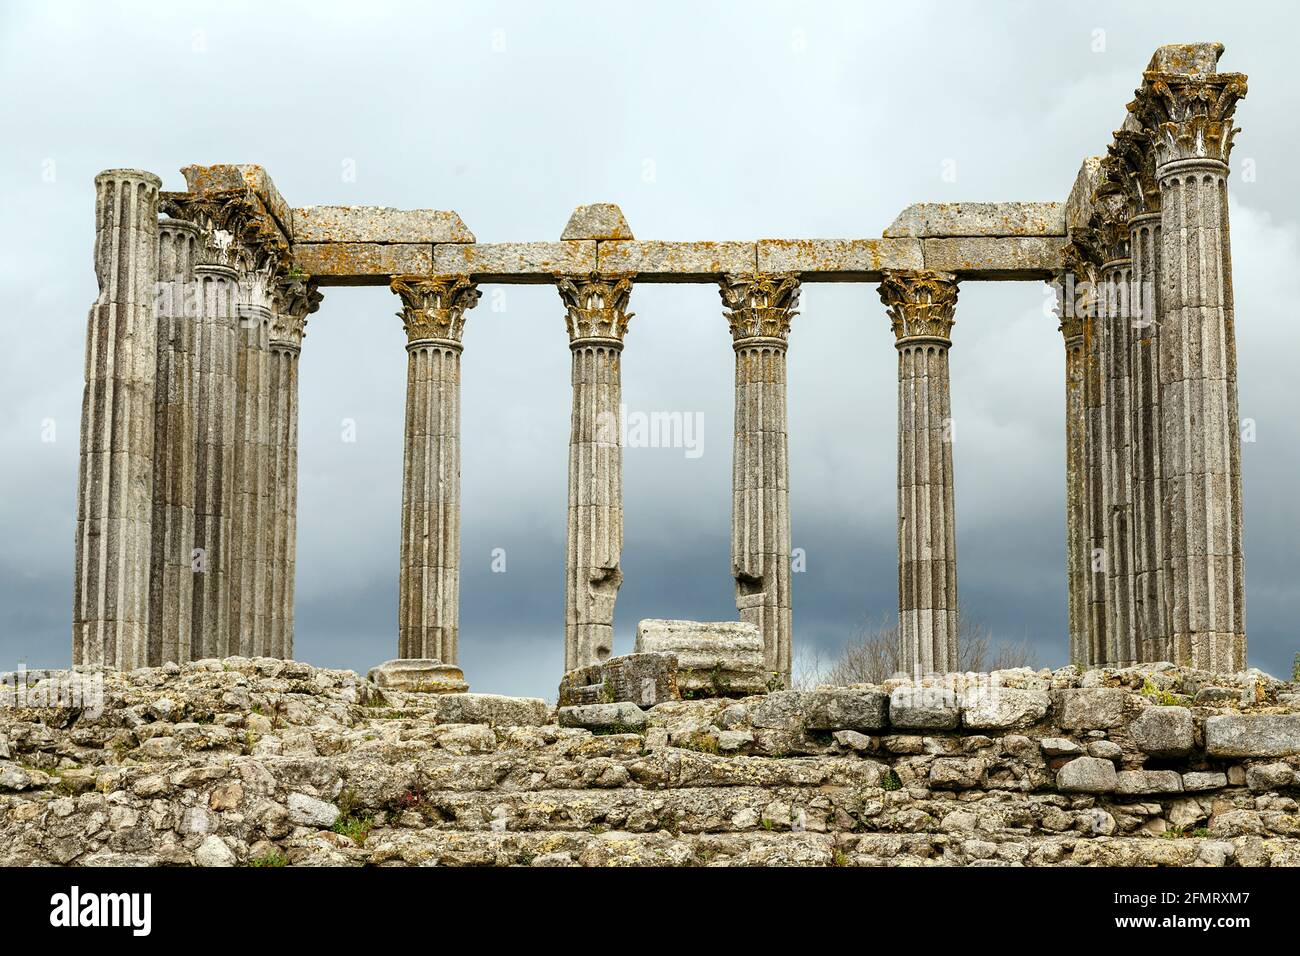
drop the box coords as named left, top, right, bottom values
left=878, top=270, right=958, bottom=343
left=719, top=273, right=800, bottom=343
left=555, top=272, right=634, bottom=344
left=161, top=186, right=291, bottom=276
left=1131, top=72, right=1247, bottom=169
left=270, top=274, right=323, bottom=350
left=391, top=274, right=480, bottom=345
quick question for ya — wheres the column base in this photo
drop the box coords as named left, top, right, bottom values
left=367, top=659, right=469, bottom=694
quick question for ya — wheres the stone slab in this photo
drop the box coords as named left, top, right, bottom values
left=294, top=206, right=475, bottom=244
left=596, top=240, right=757, bottom=279
left=1205, top=715, right=1300, bottom=758
left=432, top=241, right=597, bottom=281
left=557, top=702, right=647, bottom=731
left=1129, top=706, right=1195, bottom=757
left=884, top=202, right=1065, bottom=238
left=920, top=236, right=1065, bottom=278
left=367, top=659, right=467, bottom=694
left=562, top=204, right=633, bottom=241
left=756, top=238, right=924, bottom=278
left=422, top=693, right=550, bottom=727
left=292, top=242, right=432, bottom=285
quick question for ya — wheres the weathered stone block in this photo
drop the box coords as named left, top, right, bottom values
left=596, top=240, right=756, bottom=277
left=930, top=757, right=986, bottom=790
left=1055, top=688, right=1128, bottom=730
left=1115, top=770, right=1184, bottom=796
left=755, top=237, right=923, bottom=277
left=920, top=236, right=1065, bottom=279
left=634, top=619, right=770, bottom=697
left=1205, top=715, right=1300, bottom=758
left=561, top=204, right=632, bottom=240
left=1039, top=737, right=1083, bottom=757
left=1129, top=706, right=1195, bottom=757
left=803, top=689, right=890, bottom=732
left=557, top=702, right=647, bottom=732
left=286, top=792, right=338, bottom=828
left=884, top=202, right=1065, bottom=238
left=1182, top=771, right=1228, bottom=792
left=1245, top=762, right=1295, bottom=792
left=367, top=659, right=467, bottom=694
left=1056, top=756, right=1118, bottom=793
left=423, top=693, right=550, bottom=727
left=292, top=242, right=432, bottom=284
left=558, top=653, right=680, bottom=708
left=962, top=687, right=1050, bottom=730
left=432, top=241, right=596, bottom=279
left=293, top=206, right=474, bottom=243
left=889, top=686, right=959, bottom=730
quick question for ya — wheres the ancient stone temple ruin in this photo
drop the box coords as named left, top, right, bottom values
left=73, top=42, right=1248, bottom=681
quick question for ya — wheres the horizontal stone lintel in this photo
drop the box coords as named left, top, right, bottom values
left=180, top=163, right=293, bottom=241
left=884, top=202, right=1066, bottom=238
left=294, top=206, right=475, bottom=244
left=295, top=237, right=1065, bottom=285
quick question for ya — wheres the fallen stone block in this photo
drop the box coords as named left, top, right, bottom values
left=557, top=702, right=647, bottom=732
left=634, top=619, right=771, bottom=697
left=367, top=659, right=468, bottom=694
left=558, top=653, right=680, bottom=708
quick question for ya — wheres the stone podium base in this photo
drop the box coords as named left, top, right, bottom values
left=367, top=659, right=469, bottom=694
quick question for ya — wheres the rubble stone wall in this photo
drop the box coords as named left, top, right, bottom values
left=2, top=659, right=1298, bottom=867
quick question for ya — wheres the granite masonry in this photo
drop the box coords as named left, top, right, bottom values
left=2, top=659, right=1298, bottom=867
left=70, top=43, right=1249, bottom=684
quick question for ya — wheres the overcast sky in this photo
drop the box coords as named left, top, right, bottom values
left=2, top=0, right=1297, bottom=697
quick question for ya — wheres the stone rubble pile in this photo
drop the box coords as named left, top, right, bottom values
left=1, top=658, right=1298, bottom=867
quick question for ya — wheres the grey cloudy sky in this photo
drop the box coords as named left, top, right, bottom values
left=2, top=0, right=1297, bottom=698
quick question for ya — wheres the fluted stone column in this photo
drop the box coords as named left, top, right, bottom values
left=73, top=169, right=162, bottom=667
left=392, top=274, right=480, bottom=664
left=557, top=273, right=634, bottom=671
left=1141, top=69, right=1249, bottom=670
left=190, top=259, right=240, bottom=660
left=1079, top=255, right=1108, bottom=668
left=878, top=270, right=960, bottom=675
left=147, top=217, right=201, bottom=665
left=266, top=276, right=319, bottom=660
left=229, top=272, right=274, bottom=657
left=1096, top=201, right=1139, bottom=667
left=1129, top=207, right=1168, bottom=662
left=1055, top=259, right=1088, bottom=668
left=719, top=273, right=798, bottom=681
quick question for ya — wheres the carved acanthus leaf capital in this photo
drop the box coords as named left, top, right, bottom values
left=555, top=272, right=635, bottom=344
left=161, top=187, right=292, bottom=278
left=719, top=272, right=800, bottom=343
left=878, top=270, right=958, bottom=343
left=1107, top=129, right=1161, bottom=215
left=391, top=274, right=480, bottom=345
left=1131, top=72, right=1247, bottom=169
left=270, top=274, right=322, bottom=349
